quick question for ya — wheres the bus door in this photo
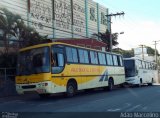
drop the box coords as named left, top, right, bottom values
left=135, top=60, right=140, bottom=78
left=51, top=45, right=66, bottom=92
left=141, top=61, right=148, bottom=83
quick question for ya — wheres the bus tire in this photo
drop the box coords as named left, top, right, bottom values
left=136, top=79, right=142, bottom=87
left=107, top=78, right=114, bottom=91
left=66, top=81, right=77, bottom=97
left=120, top=83, right=125, bottom=88
left=39, top=94, right=50, bottom=99
left=148, top=78, right=153, bottom=86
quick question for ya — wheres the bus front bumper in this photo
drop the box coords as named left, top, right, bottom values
left=16, top=81, right=53, bottom=94
left=125, top=77, right=138, bottom=85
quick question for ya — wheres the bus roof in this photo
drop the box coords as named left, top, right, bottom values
left=19, top=42, right=122, bottom=56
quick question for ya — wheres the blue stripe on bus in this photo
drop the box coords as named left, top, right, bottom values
left=99, top=70, right=108, bottom=82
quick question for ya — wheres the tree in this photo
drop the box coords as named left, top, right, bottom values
left=94, top=30, right=119, bottom=51
left=113, top=48, right=134, bottom=58
left=147, top=46, right=159, bottom=56
left=0, top=8, right=47, bottom=67
left=0, top=8, right=47, bottom=53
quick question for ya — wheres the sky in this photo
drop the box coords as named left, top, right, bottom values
left=93, top=0, right=160, bottom=52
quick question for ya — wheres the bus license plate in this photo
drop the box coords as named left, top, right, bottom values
left=37, top=89, right=45, bottom=93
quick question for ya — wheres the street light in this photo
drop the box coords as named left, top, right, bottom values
left=120, top=32, right=124, bottom=35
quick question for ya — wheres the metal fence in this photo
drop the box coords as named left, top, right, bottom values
left=0, top=68, right=17, bottom=97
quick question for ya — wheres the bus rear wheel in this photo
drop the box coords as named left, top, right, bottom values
left=148, top=78, right=153, bottom=86
left=136, top=79, right=142, bottom=87
left=66, top=82, right=77, bottom=97
left=107, top=79, right=114, bottom=91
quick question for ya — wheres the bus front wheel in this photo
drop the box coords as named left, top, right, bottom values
left=66, top=82, right=77, bottom=97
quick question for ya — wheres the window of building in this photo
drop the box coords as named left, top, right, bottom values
left=101, top=12, right=107, bottom=25
left=90, top=7, right=96, bottom=22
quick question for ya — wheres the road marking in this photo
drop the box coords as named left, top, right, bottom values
left=107, top=103, right=131, bottom=112
left=153, top=83, right=160, bottom=86
left=122, top=103, right=132, bottom=109
left=1, top=100, right=22, bottom=104
left=38, top=103, right=53, bottom=106
left=126, top=105, right=141, bottom=111
left=92, top=98, right=106, bottom=103
left=126, top=88, right=139, bottom=97
left=142, top=107, right=148, bottom=110
left=107, top=108, right=121, bottom=112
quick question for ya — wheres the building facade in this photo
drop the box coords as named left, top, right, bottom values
left=0, top=0, right=109, bottom=40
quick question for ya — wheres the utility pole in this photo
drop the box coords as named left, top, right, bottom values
left=106, top=12, right=125, bottom=52
left=139, top=45, right=145, bottom=60
left=153, top=40, right=160, bottom=63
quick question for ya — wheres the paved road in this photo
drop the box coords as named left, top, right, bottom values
left=0, top=85, right=160, bottom=113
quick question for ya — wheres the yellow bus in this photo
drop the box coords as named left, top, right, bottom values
left=16, top=42, right=125, bottom=98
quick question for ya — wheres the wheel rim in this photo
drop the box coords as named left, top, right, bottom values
left=68, top=85, right=74, bottom=94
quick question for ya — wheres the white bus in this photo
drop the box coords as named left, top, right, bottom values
left=124, top=57, right=158, bottom=86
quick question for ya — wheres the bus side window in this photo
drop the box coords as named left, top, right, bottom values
left=78, top=49, right=89, bottom=64
left=66, top=47, right=78, bottom=63
left=106, top=54, right=113, bottom=66
left=90, top=51, right=98, bottom=64
left=57, top=53, right=64, bottom=67
left=51, top=46, right=65, bottom=74
left=113, top=55, right=118, bottom=66
left=98, top=52, right=106, bottom=65
left=117, top=56, right=123, bottom=66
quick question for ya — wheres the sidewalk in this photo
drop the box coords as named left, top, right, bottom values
left=0, top=91, right=40, bottom=100
left=153, top=83, right=160, bottom=86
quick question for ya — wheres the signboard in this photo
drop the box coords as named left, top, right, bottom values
left=29, top=0, right=53, bottom=35
left=0, top=0, right=108, bottom=39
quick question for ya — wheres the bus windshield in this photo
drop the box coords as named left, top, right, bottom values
left=124, top=60, right=136, bottom=77
left=17, top=47, right=50, bottom=75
